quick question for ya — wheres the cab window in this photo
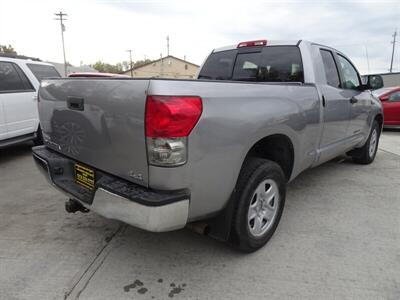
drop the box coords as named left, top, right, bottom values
left=337, top=55, right=361, bottom=90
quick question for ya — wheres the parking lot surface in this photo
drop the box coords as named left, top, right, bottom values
left=0, top=132, right=399, bottom=300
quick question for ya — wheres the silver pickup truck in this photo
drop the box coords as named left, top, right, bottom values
left=32, top=40, right=384, bottom=252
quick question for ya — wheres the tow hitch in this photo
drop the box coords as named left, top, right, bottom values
left=65, top=198, right=90, bottom=213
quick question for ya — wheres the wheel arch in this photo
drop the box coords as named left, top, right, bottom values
left=374, top=113, right=383, bottom=132
left=243, top=134, right=295, bottom=181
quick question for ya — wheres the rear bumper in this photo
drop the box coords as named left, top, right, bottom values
left=32, top=146, right=189, bottom=232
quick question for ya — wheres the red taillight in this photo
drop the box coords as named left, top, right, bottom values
left=237, top=40, right=267, bottom=48
left=145, top=95, right=202, bottom=138
left=379, top=95, right=389, bottom=101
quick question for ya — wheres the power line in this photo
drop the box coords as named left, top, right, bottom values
left=390, top=29, right=397, bottom=73
left=54, top=11, right=68, bottom=77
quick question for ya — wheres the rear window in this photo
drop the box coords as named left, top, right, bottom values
left=27, top=64, right=61, bottom=81
left=198, top=46, right=303, bottom=82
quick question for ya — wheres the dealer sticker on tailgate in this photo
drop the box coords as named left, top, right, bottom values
left=75, top=164, right=95, bottom=190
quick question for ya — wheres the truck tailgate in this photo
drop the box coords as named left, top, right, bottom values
left=38, top=79, right=150, bottom=187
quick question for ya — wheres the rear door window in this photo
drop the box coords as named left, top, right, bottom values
left=0, top=61, right=33, bottom=92
left=27, top=63, right=61, bottom=81
left=320, top=49, right=340, bottom=88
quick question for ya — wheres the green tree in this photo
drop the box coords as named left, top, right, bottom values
left=91, top=59, right=153, bottom=74
left=133, top=59, right=152, bottom=68
left=0, top=44, right=17, bottom=54
left=90, top=61, right=123, bottom=73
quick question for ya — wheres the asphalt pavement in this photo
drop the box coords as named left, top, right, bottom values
left=0, top=131, right=399, bottom=300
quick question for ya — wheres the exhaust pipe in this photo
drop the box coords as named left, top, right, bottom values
left=65, top=198, right=89, bottom=214
left=186, top=222, right=209, bottom=235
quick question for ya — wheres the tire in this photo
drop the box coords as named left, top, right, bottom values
left=350, top=120, right=380, bottom=165
left=33, top=126, right=43, bottom=146
left=230, top=158, right=286, bottom=252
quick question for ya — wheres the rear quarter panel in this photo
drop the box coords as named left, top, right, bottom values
left=147, top=80, right=320, bottom=220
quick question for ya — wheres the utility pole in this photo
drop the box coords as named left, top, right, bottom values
left=54, top=11, right=68, bottom=76
left=160, top=53, right=164, bottom=77
left=390, top=29, right=397, bottom=73
left=167, top=35, right=170, bottom=56
left=127, top=49, right=133, bottom=77
left=364, top=45, right=370, bottom=74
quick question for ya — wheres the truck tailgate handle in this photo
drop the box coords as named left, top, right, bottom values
left=67, top=96, right=84, bottom=111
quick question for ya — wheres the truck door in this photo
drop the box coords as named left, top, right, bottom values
left=318, top=49, right=351, bottom=162
left=0, top=61, right=37, bottom=139
left=335, top=54, right=371, bottom=144
left=0, top=97, right=6, bottom=141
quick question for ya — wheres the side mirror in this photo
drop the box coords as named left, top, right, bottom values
left=367, top=75, right=384, bottom=90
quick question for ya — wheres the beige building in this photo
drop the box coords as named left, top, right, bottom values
left=123, top=55, right=199, bottom=79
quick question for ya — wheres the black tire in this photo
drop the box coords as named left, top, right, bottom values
left=230, top=158, right=286, bottom=252
left=33, top=126, right=43, bottom=146
left=350, top=120, right=380, bottom=165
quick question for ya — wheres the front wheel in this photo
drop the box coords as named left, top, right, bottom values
left=230, top=158, right=286, bottom=252
left=350, top=120, right=380, bottom=164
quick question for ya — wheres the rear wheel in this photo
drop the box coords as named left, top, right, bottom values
left=230, top=158, right=286, bottom=252
left=350, top=120, right=380, bottom=164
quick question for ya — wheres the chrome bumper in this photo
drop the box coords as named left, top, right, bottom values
left=87, top=188, right=189, bottom=232
left=32, top=146, right=189, bottom=232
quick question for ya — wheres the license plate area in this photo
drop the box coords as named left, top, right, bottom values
left=74, top=163, right=95, bottom=190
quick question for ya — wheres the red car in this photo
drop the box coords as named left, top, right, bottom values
left=373, top=87, right=400, bottom=126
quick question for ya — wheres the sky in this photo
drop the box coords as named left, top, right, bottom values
left=0, top=0, right=399, bottom=74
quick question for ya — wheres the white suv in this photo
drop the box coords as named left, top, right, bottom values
left=0, top=55, right=60, bottom=147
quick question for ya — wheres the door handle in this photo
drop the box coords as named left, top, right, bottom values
left=350, top=97, right=358, bottom=104
left=67, top=97, right=84, bottom=111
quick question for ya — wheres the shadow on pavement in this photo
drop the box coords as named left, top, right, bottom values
left=383, top=127, right=400, bottom=132
left=0, top=142, right=33, bottom=164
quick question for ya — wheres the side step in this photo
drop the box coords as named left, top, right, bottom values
left=0, top=132, right=36, bottom=149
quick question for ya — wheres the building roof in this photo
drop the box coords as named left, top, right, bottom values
left=125, top=55, right=199, bottom=73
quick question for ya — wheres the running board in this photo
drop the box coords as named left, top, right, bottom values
left=0, top=133, right=36, bottom=148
